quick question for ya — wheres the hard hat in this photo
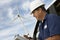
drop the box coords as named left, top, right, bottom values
left=30, top=0, right=44, bottom=13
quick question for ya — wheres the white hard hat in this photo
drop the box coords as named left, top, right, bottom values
left=30, top=0, right=44, bottom=13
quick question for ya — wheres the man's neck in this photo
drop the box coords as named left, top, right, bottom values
left=42, top=11, right=46, bottom=20
left=41, top=11, right=47, bottom=23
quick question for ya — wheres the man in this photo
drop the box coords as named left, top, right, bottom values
left=30, top=0, right=60, bottom=40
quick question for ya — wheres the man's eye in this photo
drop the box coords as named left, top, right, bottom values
left=32, top=11, right=35, bottom=13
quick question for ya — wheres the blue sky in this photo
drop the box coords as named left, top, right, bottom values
left=0, top=0, right=56, bottom=40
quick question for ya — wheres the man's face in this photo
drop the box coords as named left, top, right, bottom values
left=32, top=8, right=43, bottom=21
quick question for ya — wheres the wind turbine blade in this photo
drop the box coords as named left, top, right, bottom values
left=16, top=6, right=20, bottom=15
left=18, top=17, right=29, bottom=35
left=6, top=16, right=18, bottom=25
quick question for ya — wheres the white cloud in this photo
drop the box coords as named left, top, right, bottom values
left=0, top=22, right=25, bottom=40
left=8, top=8, right=14, bottom=19
left=21, top=1, right=30, bottom=10
left=0, top=36, right=14, bottom=40
left=0, top=0, right=12, bottom=5
left=0, top=17, right=4, bottom=22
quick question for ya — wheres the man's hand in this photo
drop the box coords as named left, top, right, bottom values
left=45, top=35, right=60, bottom=40
left=24, top=35, right=32, bottom=39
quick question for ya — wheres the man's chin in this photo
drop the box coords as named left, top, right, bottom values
left=37, top=19, right=42, bottom=21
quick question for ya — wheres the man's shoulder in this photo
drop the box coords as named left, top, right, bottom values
left=47, top=14, right=60, bottom=24
left=49, top=14, right=60, bottom=17
left=47, top=14, right=60, bottom=20
left=48, top=14, right=57, bottom=18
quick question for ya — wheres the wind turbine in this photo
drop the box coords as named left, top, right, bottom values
left=7, top=6, right=30, bottom=37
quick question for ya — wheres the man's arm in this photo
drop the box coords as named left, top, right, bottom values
left=45, top=35, right=60, bottom=40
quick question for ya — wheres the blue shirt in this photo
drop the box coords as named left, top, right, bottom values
left=38, top=14, right=60, bottom=40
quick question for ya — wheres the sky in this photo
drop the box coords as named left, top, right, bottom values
left=0, top=0, right=56, bottom=40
